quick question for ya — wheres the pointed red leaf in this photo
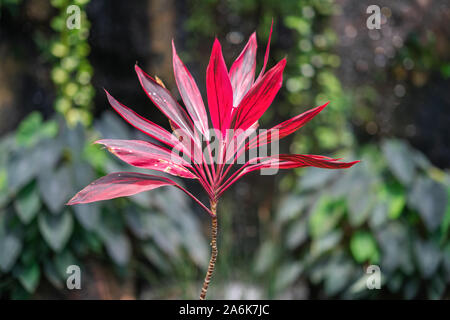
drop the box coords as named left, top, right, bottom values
left=229, top=32, right=257, bottom=107
left=104, top=90, right=178, bottom=148
left=206, top=39, right=233, bottom=136
left=243, top=154, right=360, bottom=175
left=172, top=41, right=210, bottom=140
left=234, top=58, right=286, bottom=131
left=217, top=154, right=359, bottom=197
left=96, top=139, right=197, bottom=179
left=67, top=172, right=177, bottom=205
left=135, top=64, right=196, bottom=143
left=248, top=102, right=329, bottom=149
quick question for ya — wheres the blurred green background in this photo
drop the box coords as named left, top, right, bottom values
left=0, top=0, right=449, bottom=299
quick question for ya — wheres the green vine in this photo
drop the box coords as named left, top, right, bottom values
left=49, top=0, right=94, bottom=126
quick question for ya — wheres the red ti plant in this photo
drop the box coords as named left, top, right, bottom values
left=67, top=24, right=359, bottom=299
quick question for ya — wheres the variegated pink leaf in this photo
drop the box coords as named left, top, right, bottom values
left=172, top=41, right=210, bottom=140
left=234, top=58, right=286, bottom=131
left=206, top=39, right=233, bottom=136
left=96, top=139, right=197, bottom=179
left=247, top=102, right=328, bottom=149
left=217, top=154, right=359, bottom=197
left=67, top=172, right=177, bottom=205
left=135, top=64, right=197, bottom=143
left=229, top=32, right=257, bottom=107
left=243, top=154, right=360, bottom=175
left=105, top=90, right=178, bottom=148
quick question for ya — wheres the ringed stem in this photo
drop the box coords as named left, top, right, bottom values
left=199, top=200, right=218, bottom=300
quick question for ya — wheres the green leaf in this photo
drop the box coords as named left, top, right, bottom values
left=323, top=259, right=354, bottom=296
left=0, top=168, right=9, bottom=208
left=309, top=197, right=344, bottom=238
left=73, top=203, right=100, bottom=231
left=276, top=195, right=307, bottom=224
left=350, top=231, right=379, bottom=263
left=274, top=262, right=303, bottom=292
left=16, top=112, right=43, bottom=147
left=382, top=139, right=416, bottom=185
left=300, top=167, right=338, bottom=191
left=285, top=217, right=308, bottom=249
left=53, top=251, right=78, bottom=279
left=348, top=186, right=373, bottom=227
left=388, top=195, right=405, bottom=219
left=97, top=223, right=131, bottom=266
left=0, top=168, right=7, bottom=191
left=440, top=188, right=450, bottom=238
left=7, top=149, right=37, bottom=192
left=82, top=141, right=109, bottom=170
left=17, top=263, right=41, bottom=294
left=0, top=233, right=22, bottom=272
left=179, top=225, right=209, bottom=268
left=38, top=211, right=74, bottom=252
left=141, top=243, right=172, bottom=273
left=124, top=207, right=154, bottom=240
left=40, top=121, right=59, bottom=139
left=254, top=241, right=278, bottom=275
left=43, top=261, right=64, bottom=289
left=310, top=230, right=342, bottom=258
left=413, top=239, right=441, bottom=279
left=408, top=177, right=447, bottom=232
left=376, top=222, right=412, bottom=274
left=284, top=16, right=311, bottom=35
left=104, top=233, right=131, bottom=266
left=30, top=138, right=63, bottom=171
left=14, top=182, right=41, bottom=224
left=346, top=167, right=374, bottom=227
left=386, top=183, right=405, bottom=220
left=38, top=166, right=73, bottom=214
left=369, top=202, right=388, bottom=229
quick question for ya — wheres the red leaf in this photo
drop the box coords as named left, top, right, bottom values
left=234, top=58, right=286, bottom=131
left=96, top=139, right=198, bottom=179
left=229, top=32, right=257, bottom=107
left=206, top=39, right=233, bottom=136
left=243, top=154, right=360, bottom=175
left=218, top=154, right=359, bottom=197
left=172, top=41, right=210, bottom=140
left=135, top=64, right=196, bottom=143
left=105, top=90, right=178, bottom=148
left=67, top=172, right=177, bottom=205
left=248, top=102, right=328, bottom=149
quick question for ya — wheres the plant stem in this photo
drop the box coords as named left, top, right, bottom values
left=199, top=200, right=218, bottom=300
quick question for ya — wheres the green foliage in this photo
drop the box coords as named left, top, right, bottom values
left=282, top=1, right=353, bottom=153
left=16, top=112, right=58, bottom=147
left=262, top=140, right=449, bottom=299
left=350, top=231, right=379, bottom=264
left=48, top=0, right=95, bottom=126
left=0, top=112, right=208, bottom=298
